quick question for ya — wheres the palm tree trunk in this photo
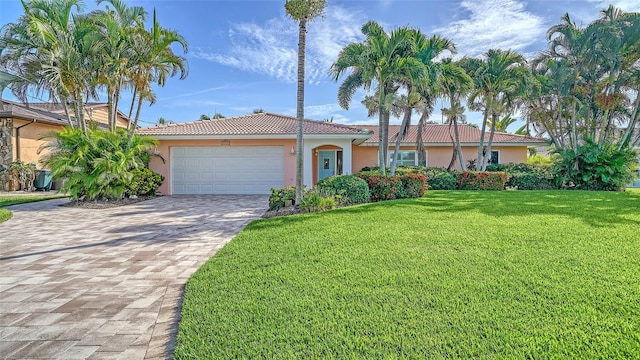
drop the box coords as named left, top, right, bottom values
left=390, top=106, right=411, bottom=176
left=378, top=84, right=387, bottom=176
left=447, top=119, right=457, bottom=171
left=482, top=112, right=498, bottom=171
left=61, top=101, right=74, bottom=128
left=477, top=104, right=489, bottom=170
left=453, top=115, right=465, bottom=170
left=294, top=19, right=306, bottom=206
left=416, top=112, right=426, bottom=166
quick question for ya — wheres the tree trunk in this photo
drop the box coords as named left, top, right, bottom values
left=482, top=112, right=498, bottom=171
left=377, top=83, right=387, bottom=175
left=294, top=19, right=307, bottom=206
left=617, top=93, right=640, bottom=151
left=416, top=112, right=427, bottom=166
left=61, top=101, right=74, bottom=128
left=447, top=119, right=457, bottom=171
left=453, top=114, right=465, bottom=170
left=390, top=105, right=411, bottom=176
left=476, top=102, right=489, bottom=170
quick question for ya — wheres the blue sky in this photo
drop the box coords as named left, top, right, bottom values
left=1, top=0, right=639, bottom=130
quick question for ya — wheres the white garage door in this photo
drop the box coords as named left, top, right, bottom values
left=171, top=146, right=284, bottom=194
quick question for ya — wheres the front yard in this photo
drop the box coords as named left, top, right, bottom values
left=175, top=190, right=640, bottom=359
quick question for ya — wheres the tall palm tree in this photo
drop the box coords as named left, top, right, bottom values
left=0, top=0, right=97, bottom=130
left=285, top=0, right=325, bottom=205
left=92, top=0, right=147, bottom=132
left=462, top=49, right=527, bottom=170
left=127, top=10, right=188, bottom=143
left=331, top=21, right=418, bottom=175
left=438, top=58, right=472, bottom=171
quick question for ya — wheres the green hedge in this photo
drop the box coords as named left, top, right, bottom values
left=316, top=175, right=370, bottom=205
left=457, top=171, right=510, bottom=190
left=507, top=172, right=556, bottom=190
left=124, top=168, right=164, bottom=196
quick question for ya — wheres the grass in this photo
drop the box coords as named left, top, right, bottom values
left=175, top=190, right=640, bottom=359
left=0, top=194, right=67, bottom=223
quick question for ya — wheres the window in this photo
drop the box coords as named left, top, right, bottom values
left=490, top=150, right=500, bottom=164
left=389, top=151, right=417, bottom=167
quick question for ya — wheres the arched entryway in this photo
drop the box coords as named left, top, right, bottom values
left=312, top=145, right=343, bottom=184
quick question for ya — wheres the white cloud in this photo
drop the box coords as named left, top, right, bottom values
left=192, top=5, right=365, bottom=84
left=588, top=0, right=640, bottom=12
left=434, top=0, right=546, bottom=57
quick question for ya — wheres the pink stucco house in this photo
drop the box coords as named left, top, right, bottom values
left=137, top=112, right=547, bottom=195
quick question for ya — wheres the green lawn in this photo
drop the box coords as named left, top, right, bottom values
left=0, top=194, right=67, bottom=223
left=175, top=190, right=640, bottom=359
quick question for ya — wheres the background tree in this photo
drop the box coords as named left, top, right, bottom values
left=252, top=108, right=265, bottom=113
left=285, top=0, right=325, bottom=206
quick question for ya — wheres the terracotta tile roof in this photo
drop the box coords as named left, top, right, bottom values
left=27, top=102, right=108, bottom=113
left=137, top=112, right=371, bottom=137
left=0, top=100, right=68, bottom=126
left=354, top=124, right=547, bottom=145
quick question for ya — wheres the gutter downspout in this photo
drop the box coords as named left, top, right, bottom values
left=15, top=119, right=36, bottom=161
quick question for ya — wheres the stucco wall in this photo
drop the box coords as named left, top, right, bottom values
left=11, top=119, right=60, bottom=167
left=351, top=144, right=529, bottom=171
left=149, top=139, right=297, bottom=195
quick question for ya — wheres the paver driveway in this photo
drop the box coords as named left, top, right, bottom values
left=0, top=195, right=268, bottom=359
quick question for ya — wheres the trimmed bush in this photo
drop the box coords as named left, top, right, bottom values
left=485, top=163, right=506, bottom=172
left=268, top=186, right=296, bottom=210
left=507, top=172, right=556, bottom=190
left=316, top=175, right=370, bottom=205
left=430, top=172, right=457, bottom=190
left=357, top=173, right=403, bottom=201
left=124, top=168, right=164, bottom=196
left=457, top=171, right=510, bottom=190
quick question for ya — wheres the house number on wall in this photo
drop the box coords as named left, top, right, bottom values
left=221, top=140, right=230, bottom=146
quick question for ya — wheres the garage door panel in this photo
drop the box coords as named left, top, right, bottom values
left=171, top=146, right=284, bottom=194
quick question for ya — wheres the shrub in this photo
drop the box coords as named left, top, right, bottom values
left=507, top=172, right=556, bottom=190
left=298, top=189, right=335, bottom=213
left=553, top=139, right=637, bottom=191
left=457, top=171, right=510, bottom=190
left=527, top=154, right=556, bottom=165
left=357, top=173, right=403, bottom=201
left=316, top=175, right=370, bottom=205
left=399, top=173, right=427, bottom=198
left=430, top=172, right=457, bottom=190
left=485, top=163, right=506, bottom=172
left=124, top=168, right=164, bottom=196
left=44, top=127, right=157, bottom=200
left=268, top=186, right=296, bottom=210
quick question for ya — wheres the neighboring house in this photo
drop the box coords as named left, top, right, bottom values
left=137, top=113, right=547, bottom=195
left=0, top=100, right=129, bottom=167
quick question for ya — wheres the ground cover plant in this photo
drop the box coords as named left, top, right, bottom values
left=0, top=195, right=67, bottom=223
left=175, top=190, right=640, bottom=359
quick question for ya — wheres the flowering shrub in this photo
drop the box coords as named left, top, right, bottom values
left=357, top=173, right=403, bottom=201
left=357, top=173, right=426, bottom=201
left=457, top=171, right=510, bottom=190
left=399, top=173, right=427, bottom=198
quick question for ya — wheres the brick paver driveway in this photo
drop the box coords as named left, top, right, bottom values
left=0, top=195, right=268, bottom=359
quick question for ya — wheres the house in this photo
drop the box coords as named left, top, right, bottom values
left=137, top=113, right=547, bottom=195
left=0, top=100, right=129, bottom=167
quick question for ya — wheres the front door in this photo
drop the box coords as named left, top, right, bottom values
left=318, top=151, right=335, bottom=181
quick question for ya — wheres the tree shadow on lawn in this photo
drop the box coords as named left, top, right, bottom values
left=401, top=190, right=640, bottom=228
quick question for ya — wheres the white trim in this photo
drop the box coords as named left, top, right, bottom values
left=360, top=142, right=546, bottom=147
left=303, top=138, right=353, bottom=188
left=490, top=149, right=501, bottom=164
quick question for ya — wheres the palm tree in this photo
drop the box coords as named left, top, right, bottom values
left=462, top=49, right=527, bottom=170
left=331, top=21, right=419, bottom=175
left=92, top=0, right=146, bottom=132
left=389, top=31, right=457, bottom=175
left=285, top=0, right=325, bottom=205
left=0, top=0, right=97, bottom=130
left=438, top=58, right=472, bottom=171
left=127, top=10, right=188, bottom=143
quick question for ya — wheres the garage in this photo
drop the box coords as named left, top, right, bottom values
left=171, top=146, right=284, bottom=194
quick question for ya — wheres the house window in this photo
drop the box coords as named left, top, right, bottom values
left=389, top=151, right=417, bottom=167
left=490, top=150, right=500, bottom=164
